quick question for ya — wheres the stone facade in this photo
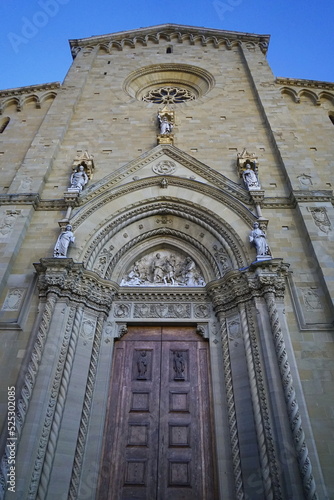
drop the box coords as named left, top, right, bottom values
left=0, top=24, right=333, bottom=499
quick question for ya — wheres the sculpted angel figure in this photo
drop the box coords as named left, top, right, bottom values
left=53, top=224, right=75, bottom=258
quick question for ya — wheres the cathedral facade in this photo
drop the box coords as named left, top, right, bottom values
left=0, top=24, right=333, bottom=499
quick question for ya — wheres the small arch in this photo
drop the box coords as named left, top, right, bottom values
left=166, top=46, right=173, bottom=54
left=0, top=117, right=10, bottom=133
left=329, top=113, right=334, bottom=126
left=298, top=89, right=318, bottom=106
left=280, top=87, right=299, bottom=103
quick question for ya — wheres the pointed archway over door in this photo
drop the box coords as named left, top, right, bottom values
left=98, top=325, right=218, bottom=500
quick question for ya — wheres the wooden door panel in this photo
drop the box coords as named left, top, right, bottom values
left=158, top=340, right=202, bottom=499
left=100, top=337, right=161, bottom=499
left=99, top=326, right=217, bottom=500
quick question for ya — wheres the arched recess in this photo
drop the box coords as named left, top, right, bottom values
left=74, top=195, right=253, bottom=283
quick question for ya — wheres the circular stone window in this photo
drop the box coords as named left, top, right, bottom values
left=124, top=63, right=215, bottom=103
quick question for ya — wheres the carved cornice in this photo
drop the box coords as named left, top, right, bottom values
left=116, top=287, right=208, bottom=302
left=207, top=259, right=289, bottom=312
left=0, top=193, right=41, bottom=208
left=69, top=24, right=270, bottom=56
left=291, top=189, right=333, bottom=203
left=0, top=82, right=60, bottom=98
left=34, top=258, right=117, bottom=312
left=276, top=77, right=334, bottom=91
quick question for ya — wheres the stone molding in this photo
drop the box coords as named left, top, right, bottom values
left=79, top=144, right=251, bottom=206
left=0, top=88, right=58, bottom=114
left=276, top=77, right=334, bottom=91
left=69, top=24, right=270, bottom=56
left=80, top=199, right=246, bottom=273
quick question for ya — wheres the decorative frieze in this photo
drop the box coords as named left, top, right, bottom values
left=134, top=303, right=191, bottom=318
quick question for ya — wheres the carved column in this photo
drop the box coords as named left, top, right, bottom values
left=68, top=310, right=106, bottom=500
left=0, top=292, right=57, bottom=497
left=208, top=260, right=319, bottom=500
left=238, top=302, right=278, bottom=500
left=1, top=259, right=116, bottom=500
left=263, top=288, right=317, bottom=500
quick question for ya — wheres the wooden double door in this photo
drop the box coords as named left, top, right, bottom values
left=99, top=326, right=217, bottom=500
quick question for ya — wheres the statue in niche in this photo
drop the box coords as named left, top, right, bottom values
left=158, top=115, right=173, bottom=134
left=249, top=222, right=271, bottom=259
left=137, top=351, right=148, bottom=379
left=53, top=224, right=75, bottom=258
left=70, top=164, right=88, bottom=192
left=242, top=162, right=260, bottom=190
left=173, top=351, right=185, bottom=380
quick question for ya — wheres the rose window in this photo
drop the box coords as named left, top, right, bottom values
left=142, top=86, right=196, bottom=104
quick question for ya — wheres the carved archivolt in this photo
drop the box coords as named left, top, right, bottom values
left=79, top=199, right=247, bottom=281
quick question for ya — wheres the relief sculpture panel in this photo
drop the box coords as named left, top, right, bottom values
left=121, top=249, right=205, bottom=286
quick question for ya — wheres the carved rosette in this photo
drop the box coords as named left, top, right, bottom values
left=34, top=258, right=117, bottom=313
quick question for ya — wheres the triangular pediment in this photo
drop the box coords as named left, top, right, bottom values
left=69, top=23, right=270, bottom=55
left=81, top=144, right=250, bottom=205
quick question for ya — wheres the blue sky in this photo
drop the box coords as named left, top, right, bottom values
left=1, top=0, right=333, bottom=90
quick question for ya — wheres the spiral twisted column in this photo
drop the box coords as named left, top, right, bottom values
left=239, top=303, right=275, bottom=500
left=244, top=302, right=282, bottom=499
left=220, top=315, right=245, bottom=500
left=68, top=311, right=106, bottom=500
left=264, top=291, right=318, bottom=500
left=0, top=292, right=57, bottom=500
left=35, top=304, right=84, bottom=500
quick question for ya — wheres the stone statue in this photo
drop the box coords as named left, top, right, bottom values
left=243, top=164, right=259, bottom=190
left=152, top=253, right=164, bottom=283
left=249, top=222, right=271, bottom=258
left=163, top=256, right=176, bottom=285
left=70, top=165, right=88, bottom=192
left=54, top=224, right=75, bottom=258
left=158, top=115, right=173, bottom=135
left=184, top=257, right=197, bottom=286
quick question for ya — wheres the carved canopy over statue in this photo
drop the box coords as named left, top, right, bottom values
left=68, top=150, right=95, bottom=193
left=121, top=249, right=205, bottom=286
left=237, top=148, right=260, bottom=190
